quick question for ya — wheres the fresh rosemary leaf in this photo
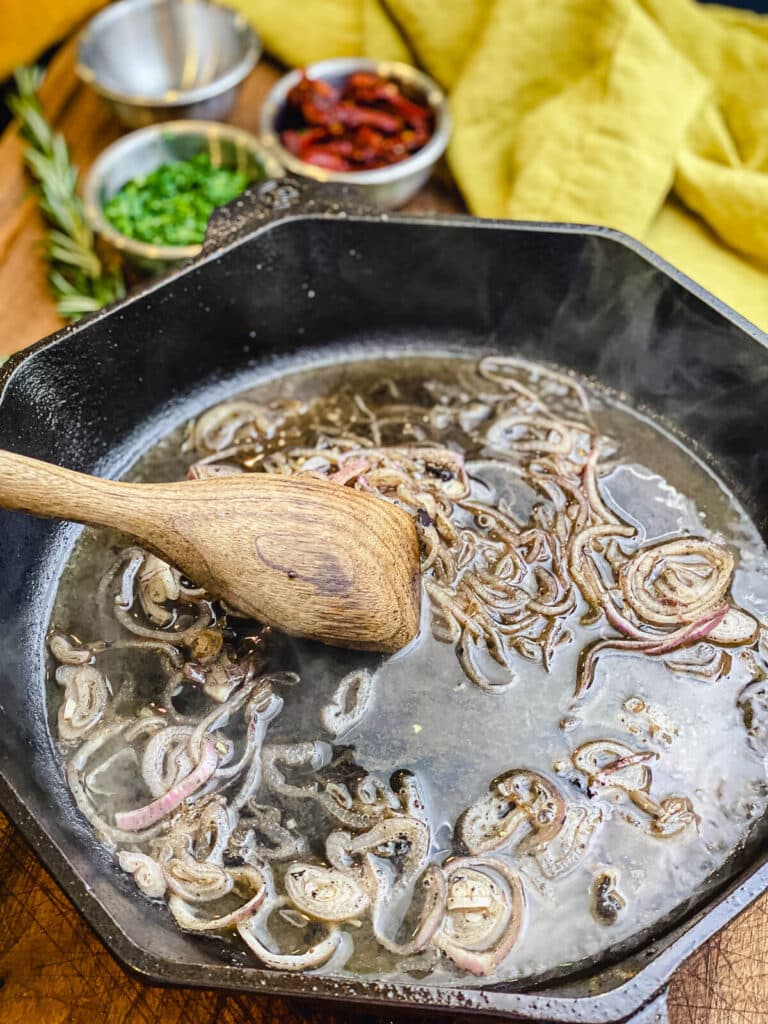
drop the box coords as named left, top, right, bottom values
left=8, top=66, right=125, bottom=320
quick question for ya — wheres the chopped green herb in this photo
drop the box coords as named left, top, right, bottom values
left=103, top=152, right=253, bottom=248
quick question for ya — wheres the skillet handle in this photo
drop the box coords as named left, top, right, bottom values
left=201, top=175, right=377, bottom=254
left=624, top=989, right=669, bottom=1024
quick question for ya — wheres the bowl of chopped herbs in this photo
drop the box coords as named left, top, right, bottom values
left=84, top=121, right=283, bottom=269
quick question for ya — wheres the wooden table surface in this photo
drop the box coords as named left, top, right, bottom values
left=1, top=37, right=767, bottom=1024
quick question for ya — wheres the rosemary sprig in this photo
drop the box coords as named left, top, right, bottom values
left=8, top=66, right=125, bottom=319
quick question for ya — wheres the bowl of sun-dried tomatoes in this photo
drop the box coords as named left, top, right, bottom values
left=259, top=58, right=451, bottom=209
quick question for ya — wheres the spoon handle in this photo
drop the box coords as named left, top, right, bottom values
left=0, top=449, right=422, bottom=652
left=0, top=450, right=151, bottom=535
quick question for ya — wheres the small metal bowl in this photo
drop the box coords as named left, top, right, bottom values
left=83, top=120, right=283, bottom=271
left=259, top=58, right=451, bottom=211
left=77, top=0, right=260, bottom=129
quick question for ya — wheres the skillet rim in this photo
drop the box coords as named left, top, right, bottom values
left=2, top=187, right=768, bottom=1021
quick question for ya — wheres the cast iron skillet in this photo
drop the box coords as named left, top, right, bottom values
left=2, top=179, right=768, bottom=1024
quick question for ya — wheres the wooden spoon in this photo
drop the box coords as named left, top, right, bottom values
left=0, top=451, right=422, bottom=653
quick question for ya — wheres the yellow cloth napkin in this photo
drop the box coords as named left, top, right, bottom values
left=5, top=0, right=768, bottom=331
left=238, top=0, right=768, bottom=330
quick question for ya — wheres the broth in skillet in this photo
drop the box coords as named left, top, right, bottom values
left=48, top=352, right=768, bottom=983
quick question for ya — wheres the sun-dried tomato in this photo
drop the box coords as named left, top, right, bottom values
left=280, top=71, right=435, bottom=172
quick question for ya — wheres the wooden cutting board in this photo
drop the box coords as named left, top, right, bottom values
left=1, top=36, right=767, bottom=1024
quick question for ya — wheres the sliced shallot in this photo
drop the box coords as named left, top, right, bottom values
left=115, top=739, right=218, bottom=832
left=237, top=896, right=344, bottom=970
left=433, top=857, right=525, bottom=976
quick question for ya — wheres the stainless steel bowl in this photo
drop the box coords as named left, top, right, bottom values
left=259, top=58, right=451, bottom=211
left=83, top=120, right=283, bottom=271
left=76, top=0, right=260, bottom=129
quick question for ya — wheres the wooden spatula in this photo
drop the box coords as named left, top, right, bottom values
left=0, top=451, right=422, bottom=653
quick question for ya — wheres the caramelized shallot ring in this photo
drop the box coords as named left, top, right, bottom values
left=163, top=855, right=232, bottom=903
left=575, top=604, right=728, bottom=697
left=372, top=864, right=447, bottom=956
left=320, top=668, right=375, bottom=738
left=49, top=632, right=92, bottom=665
left=114, top=739, right=218, bottom=832
left=434, top=857, right=526, bottom=976
left=237, top=897, right=344, bottom=970
left=620, top=539, right=734, bottom=627
left=169, top=866, right=270, bottom=932
left=284, top=862, right=369, bottom=922
left=118, top=851, right=166, bottom=898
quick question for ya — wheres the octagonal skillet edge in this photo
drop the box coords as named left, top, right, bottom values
left=2, top=176, right=768, bottom=1023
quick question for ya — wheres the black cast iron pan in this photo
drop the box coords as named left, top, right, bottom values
left=2, top=178, right=768, bottom=1023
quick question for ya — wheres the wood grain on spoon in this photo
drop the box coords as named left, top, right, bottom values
left=0, top=450, right=422, bottom=653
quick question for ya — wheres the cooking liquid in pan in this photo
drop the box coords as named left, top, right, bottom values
left=49, top=352, right=768, bottom=984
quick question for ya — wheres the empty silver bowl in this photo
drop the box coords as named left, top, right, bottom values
left=259, top=58, right=451, bottom=211
left=77, top=0, right=260, bottom=129
left=83, top=120, right=283, bottom=270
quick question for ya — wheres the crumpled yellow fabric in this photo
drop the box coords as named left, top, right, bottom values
left=5, top=0, right=768, bottom=330
left=238, top=0, right=768, bottom=330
